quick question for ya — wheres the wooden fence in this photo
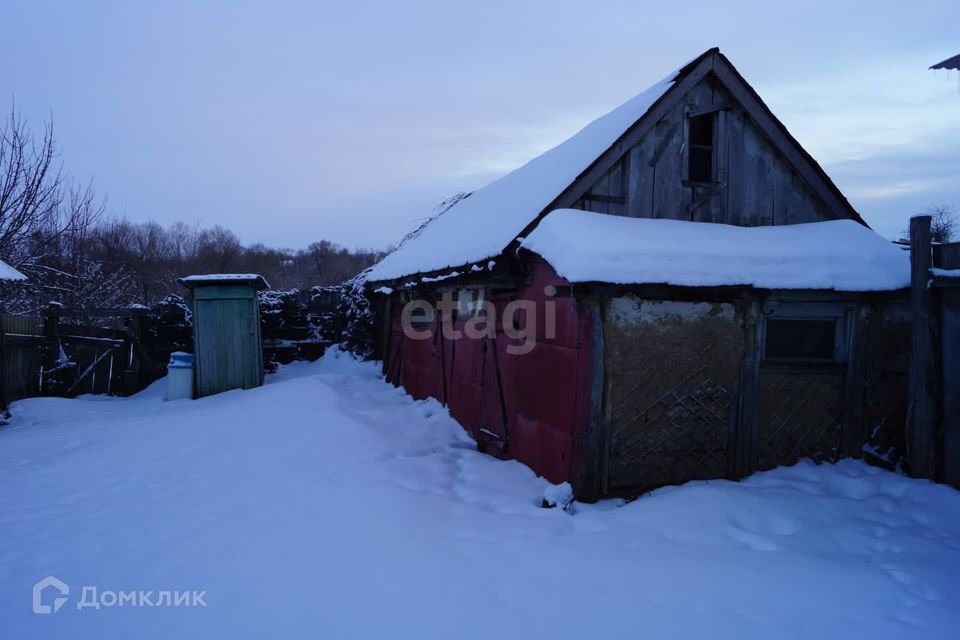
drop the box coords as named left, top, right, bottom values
left=0, top=288, right=342, bottom=409
left=2, top=314, right=44, bottom=401
left=1, top=305, right=163, bottom=406
left=0, top=287, right=343, bottom=409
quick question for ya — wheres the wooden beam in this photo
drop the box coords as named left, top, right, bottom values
left=733, top=298, right=761, bottom=478
left=688, top=101, right=731, bottom=118
left=44, top=307, right=149, bottom=318
left=41, top=303, right=62, bottom=395
left=583, top=193, right=626, bottom=204
left=575, top=299, right=607, bottom=501
left=907, top=215, right=937, bottom=478
left=842, top=305, right=868, bottom=457
left=648, top=121, right=678, bottom=167
left=687, top=181, right=727, bottom=213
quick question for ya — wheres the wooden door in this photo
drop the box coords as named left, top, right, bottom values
left=755, top=305, right=853, bottom=470
left=195, top=297, right=261, bottom=397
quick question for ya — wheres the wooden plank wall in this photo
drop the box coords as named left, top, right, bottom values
left=573, top=74, right=837, bottom=227
left=2, top=315, right=44, bottom=401
left=3, top=314, right=135, bottom=400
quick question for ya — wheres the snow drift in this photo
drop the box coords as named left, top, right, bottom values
left=0, top=351, right=957, bottom=638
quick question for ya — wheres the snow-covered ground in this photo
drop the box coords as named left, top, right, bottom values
left=2, top=351, right=959, bottom=639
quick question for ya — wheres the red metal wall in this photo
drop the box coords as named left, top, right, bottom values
left=384, top=259, right=594, bottom=485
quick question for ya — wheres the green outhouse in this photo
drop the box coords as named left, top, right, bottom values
left=178, top=274, right=268, bottom=398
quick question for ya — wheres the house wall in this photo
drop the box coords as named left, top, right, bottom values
left=383, top=260, right=595, bottom=486
left=599, top=292, right=911, bottom=496
left=602, top=296, right=743, bottom=493
left=381, top=269, right=911, bottom=498
left=573, top=73, right=836, bottom=226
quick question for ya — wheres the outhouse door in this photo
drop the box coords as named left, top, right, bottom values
left=194, top=296, right=262, bottom=397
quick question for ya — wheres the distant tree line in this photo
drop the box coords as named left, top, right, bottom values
left=0, top=107, right=383, bottom=314
left=70, top=219, right=384, bottom=306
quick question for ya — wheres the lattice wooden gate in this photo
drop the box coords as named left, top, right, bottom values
left=601, top=297, right=745, bottom=495
left=608, top=363, right=734, bottom=493
left=756, top=371, right=844, bottom=471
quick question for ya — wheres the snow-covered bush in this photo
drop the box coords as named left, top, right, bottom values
left=309, top=269, right=378, bottom=360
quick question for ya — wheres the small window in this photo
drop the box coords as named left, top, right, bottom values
left=687, top=112, right=715, bottom=183
left=456, top=289, right=487, bottom=320
left=764, top=318, right=837, bottom=362
left=457, top=289, right=473, bottom=318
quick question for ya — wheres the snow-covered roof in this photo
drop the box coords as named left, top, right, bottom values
left=366, top=69, right=680, bottom=282
left=0, top=259, right=27, bottom=282
left=179, top=274, right=269, bottom=289
left=521, top=210, right=911, bottom=292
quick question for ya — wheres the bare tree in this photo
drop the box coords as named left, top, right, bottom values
left=0, top=106, right=101, bottom=270
left=900, top=205, right=957, bottom=244
left=168, top=220, right=200, bottom=259
left=193, top=225, right=241, bottom=273
left=927, top=204, right=957, bottom=244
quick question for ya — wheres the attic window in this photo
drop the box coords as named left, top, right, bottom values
left=687, top=112, right=715, bottom=183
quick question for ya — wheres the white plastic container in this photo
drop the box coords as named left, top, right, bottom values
left=166, top=352, right=195, bottom=400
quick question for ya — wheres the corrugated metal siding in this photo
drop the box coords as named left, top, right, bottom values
left=384, top=260, right=592, bottom=485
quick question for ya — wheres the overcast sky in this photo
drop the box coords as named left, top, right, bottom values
left=2, top=0, right=957, bottom=250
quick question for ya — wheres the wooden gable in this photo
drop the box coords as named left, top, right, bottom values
left=370, top=48, right=867, bottom=285
left=519, top=49, right=863, bottom=238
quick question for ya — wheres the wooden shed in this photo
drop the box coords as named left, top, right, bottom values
left=365, top=48, right=914, bottom=500
left=178, top=274, right=268, bottom=398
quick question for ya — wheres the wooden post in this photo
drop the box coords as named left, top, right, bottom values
left=733, top=298, right=761, bottom=478
left=907, top=215, right=937, bottom=478
left=841, top=305, right=868, bottom=458
left=41, top=303, right=62, bottom=395
left=123, top=311, right=144, bottom=395
left=574, top=299, right=607, bottom=501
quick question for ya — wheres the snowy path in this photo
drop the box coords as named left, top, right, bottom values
left=1, top=351, right=959, bottom=639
